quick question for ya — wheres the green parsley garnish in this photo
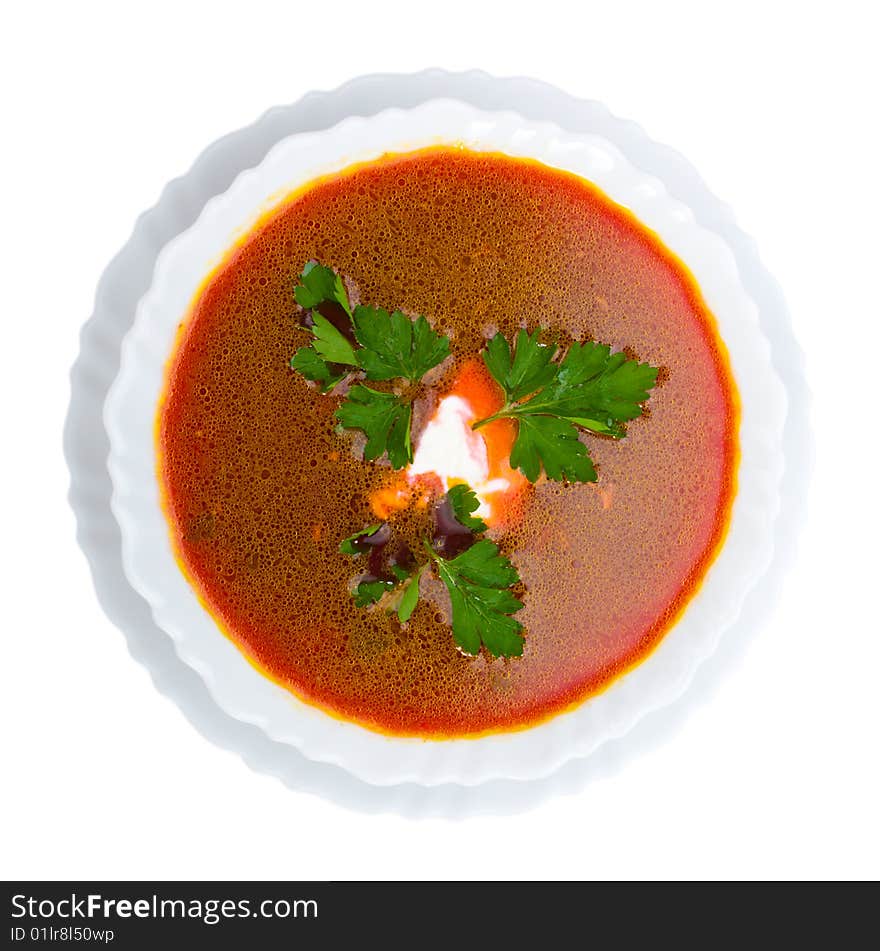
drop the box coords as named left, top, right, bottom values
left=289, top=262, right=358, bottom=391
left=474, top=329, right=658, bottom=483
left=482, top=328, right=558, bottom=403
left=289, top=311, right=359, bottom=392
left=395, top=565, right=425, bottom=624
left=446, top=483, right=487, bottom=532
left=426, top=538, right=524, bottom=657
left=290, top=267, right=358, bottom=392
left=350, top=570, right=423, bottom=620
left=337, top=485, right=524, bottom=655
left=338, top=523, right=384, bottom=555
left=294, top=261, right=352, bottom=315
left=303, top=312, right=358, bottom=367
left=290, top=262, right=451, bottom=466
left=351, top=307, right=450, bottom=382
left=289, top=346, right=346, bottom=392
left=341, top=522, right=422, bottom=621
left=353, top=578, right=397, bottom=607
left=334, top=385, right=413, bottom=469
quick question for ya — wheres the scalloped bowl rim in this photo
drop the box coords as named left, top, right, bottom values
left=104, top=98, right=787, bottom=786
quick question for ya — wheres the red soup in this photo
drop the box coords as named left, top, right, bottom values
left=158, top=148, right=738, bottom=737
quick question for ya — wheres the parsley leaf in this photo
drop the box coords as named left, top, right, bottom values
left=476, top=331, right=658, bottom=483
left=446, top=484, right=487, bottom=532
left=290, top=347, right=346, bottom=392
left=289, top=312, right=357, bottom=393
left=351, top=568, right=422, bottom=618
left=427, top=539, right=524, bottom=658
left=306, top=313, right=358, bottom=367
left=523, top=342, right=658, bottom=427
left=332, top=306, right=448, bottom=467
left=351, top=307, right=450, bottom=382
left=289, top=263, right=452, bottom=466
left=510, top=415, right=597, bottom=483
left=294, top=261, right=351, bottom=315
left=339, top=523, right=386, bottom=555
left=396, top=565, right=425, bottom=624
left=334, top=385, right=413, bottom=469
left=291, top=263, right=358, bottom=392
left=483, top=328, right=558, bottom=402
left=353, top=578, right=396, bottom=607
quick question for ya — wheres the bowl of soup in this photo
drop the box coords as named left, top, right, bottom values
left=105, top=100, right=785, bottom=785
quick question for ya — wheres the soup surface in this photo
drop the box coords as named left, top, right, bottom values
left=159, top=147, right=738, bottom=736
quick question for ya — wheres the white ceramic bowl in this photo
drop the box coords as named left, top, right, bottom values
left=104, top=98, right=786, bottom=787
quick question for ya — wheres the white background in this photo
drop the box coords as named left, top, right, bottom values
left=2, top=0, right=878, bottom=881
